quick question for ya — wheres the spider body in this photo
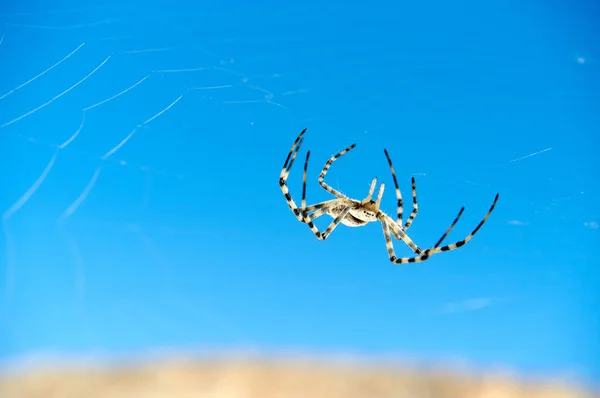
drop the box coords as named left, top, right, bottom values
left=323, top=188, right=380, bottom=227
left=279, top=128, right=499, bottom=264
left=344, top=207, right=377, bottom=226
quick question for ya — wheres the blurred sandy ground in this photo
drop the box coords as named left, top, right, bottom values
left=1, top=353, right=597, bottom=398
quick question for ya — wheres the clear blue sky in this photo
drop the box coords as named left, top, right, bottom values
left=1, top=0, right=598, bottom=384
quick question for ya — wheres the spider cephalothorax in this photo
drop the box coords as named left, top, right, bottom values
left=279, top=128, right=499, bottom=264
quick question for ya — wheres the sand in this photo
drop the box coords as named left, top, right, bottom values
left=1, top=354, right=596, bottom=398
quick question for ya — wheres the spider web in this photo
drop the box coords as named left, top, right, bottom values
left=0, top=4, right=303, bottom=361
left=0, top=1, right=598, bottom=383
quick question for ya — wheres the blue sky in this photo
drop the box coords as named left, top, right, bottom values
left=1, top=0, right=598, bottom=384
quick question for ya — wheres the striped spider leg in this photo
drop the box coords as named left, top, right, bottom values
left=279, top=128, right=309, bottom=223
left=384, top=149, right=418, bottom=230
left=380, top=148, right=499, bottom=263
left=279, top=128, right=351, bottom=240
left=380, top=193, right=500, bottom=263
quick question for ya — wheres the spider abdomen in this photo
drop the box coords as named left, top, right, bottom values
left=324, top=204, right=369, bottom=227
left=340, top=213, right=369, bottom=227
left=348, top=208, right=377, bottom=223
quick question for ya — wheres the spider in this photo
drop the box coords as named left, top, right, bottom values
left=279, top=128, right=499, bottom=264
